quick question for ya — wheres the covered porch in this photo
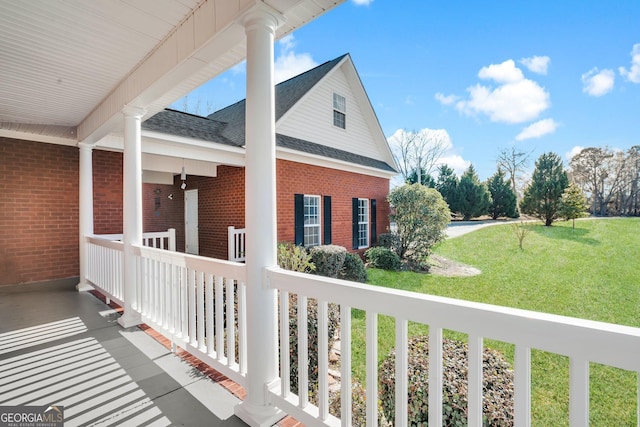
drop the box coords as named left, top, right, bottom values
left=2, top=1, right=640, bottom=426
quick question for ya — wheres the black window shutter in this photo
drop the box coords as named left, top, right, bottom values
left=371, top=199, right=377, bottom=246
left=323, top=196, right=332, bottom=245
left=294, top=194, right=304, bottom=246
left=352, top=198, right=359, bottom=249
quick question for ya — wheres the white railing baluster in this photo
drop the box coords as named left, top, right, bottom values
left=206, top=273, right=214, bottom=354
left=570, top=357, right=589, bottom=427
left=238, top=282, right=247, bottom=375
left=197, top=271, right=205, bottom=351
left=395, top=318, right=408, bottom=427
left=280, top=291, right=290, bottom=397
left=215, top=275, right=224, bottom=361
left=159, top=258, right=165, bottom=327
left=181, top=266, right=188, bottom=340
left=188, top=269, right=197, bottom=346
left=366, top=310, right=378, bottom=427
left=429, top=325, right=443, bottom=427
left=515, top=345, right=531, bottom=427
left=226, top=277, right=235, bottom=367
left=468, top=334, right=483, bottom=427
left=318, top=299, right=329, bottom=421
left=298, top=295, right=309, bottom=408
left=340, top=304, right=352, bottom=427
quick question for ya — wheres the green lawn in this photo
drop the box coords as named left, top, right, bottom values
left=352, top=217, right=640, bottom=426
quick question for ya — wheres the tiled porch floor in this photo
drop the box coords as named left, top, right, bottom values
left=0, top=279, right=248, bottom=427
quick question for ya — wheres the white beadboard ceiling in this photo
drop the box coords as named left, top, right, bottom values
left=0, top=0, right=344, bottom=145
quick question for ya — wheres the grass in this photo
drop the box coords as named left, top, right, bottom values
left=351, top=217, right=640, bottom=426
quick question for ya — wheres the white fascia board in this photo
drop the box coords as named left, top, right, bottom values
left=276, top=147, right=396, bottom=180
left=95, top=131, right=246, bottom=167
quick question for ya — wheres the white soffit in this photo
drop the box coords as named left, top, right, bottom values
left=0, top=0, right=344, bottom=145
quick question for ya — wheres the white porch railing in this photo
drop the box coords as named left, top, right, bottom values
left=85, top=240, right=640, bottom=426
left=133, top=244, right=247, bottom=387
left=228, top=226, right=246, bottom=262
left=85, top=229, right=177, bottom=306
left=85, top=233, right=247, bottom=387
left=266, top=267, right=640, bottom=427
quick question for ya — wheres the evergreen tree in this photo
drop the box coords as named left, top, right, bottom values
left=487, top=169, right=519, bottom=219
left=520, top=152, right=569, bottom=226
left=457, top=165, right=491, bottom=221
left=559, top=183, right=589, bottom=228
left=435, top=164, right=459, bottom=213
left=407, top=167, right=436, bottom=187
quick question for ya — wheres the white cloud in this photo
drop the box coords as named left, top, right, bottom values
left=619, top=43, right=640, bottom=83
left=450, top=59, right=550, bottom=124
left=434, top=92, right=459, bottom=105
left=436, top=155, right=471, bottom=177
left=581, top=68, right=615, bottom=96
left=478, top=59, right=524, bottom=84
left=515, top=118, right=559, bottom=141
left=274, top=34, right=318, bottom=84
left=352, top=0, right=373, bottom=5
left=520, top=56, right=550, bottom=75
left=456, top=79, right=550, bottom=124
left=566, top=145, right=584, bottom=161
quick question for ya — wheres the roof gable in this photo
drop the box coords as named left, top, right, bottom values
left=143, top=54, right=397, bottom=175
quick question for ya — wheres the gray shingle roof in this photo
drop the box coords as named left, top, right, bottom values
left=143, top=53, right=396, bottom=173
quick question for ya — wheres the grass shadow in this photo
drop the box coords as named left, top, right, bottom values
left=529, top=223, right=600, bottom=245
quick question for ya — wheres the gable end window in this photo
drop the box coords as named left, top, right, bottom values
left=333, top=93, right=346, bottom=129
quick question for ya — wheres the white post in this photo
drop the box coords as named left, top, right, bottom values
left=77, top=142, right=95, bottom=291
left=234, top=5, right=285, bottom=426
left=118, top=105, right=146, bottom=328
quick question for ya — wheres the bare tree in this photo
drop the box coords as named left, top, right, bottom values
left=388, top=128, right=450, bottom=184
left=497, top=146, right=533, bottom=199
left=569, top=147, right=628, bottom=216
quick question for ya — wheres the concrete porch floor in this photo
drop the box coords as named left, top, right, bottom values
left=0, top=279, right=249, bottom=427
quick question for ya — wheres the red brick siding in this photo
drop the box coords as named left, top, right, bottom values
left=93, top=150, right=123, bottom=234
left=0, top=138, right=390, bottom=286
left=184, top=166, right=245, bottom=259
left=0, top=138, right=79, bottom=285
left=276, top=159, right=390, bottom=256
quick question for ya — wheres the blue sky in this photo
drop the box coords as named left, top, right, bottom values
left=172, top=0, right=640, bottom=180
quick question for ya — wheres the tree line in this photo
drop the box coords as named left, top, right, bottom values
left=392, top=130, right=639, bottom=225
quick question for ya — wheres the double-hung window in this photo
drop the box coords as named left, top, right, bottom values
left=304, top=195, right=321, bottom=247
left=357, top=198, right=369, bottom=248
left=333, top=93, right=346, bottom=129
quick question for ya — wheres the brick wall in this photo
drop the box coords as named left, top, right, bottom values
left=0, top=138, right=80, bottom=285
left=276, top=159, right=390, bottom=255
left=0, top=138, right=390, bottom=286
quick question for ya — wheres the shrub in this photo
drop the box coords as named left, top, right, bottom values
left=310, top=245, right=347, bottom=278
left=377, top=232, right=402, bottom=257
left=287, top=295, right=340, bottom=396
left=388, top=184, right=450, bottom=268
left=379, top=336, right=514, bottom=426
left=365, top=247, right=401, bottom=271
left=278, top=242, right=315, bottom=273
left=339, top=252, right=368, bottom=283
left=328, top=380, right=390, bottom=426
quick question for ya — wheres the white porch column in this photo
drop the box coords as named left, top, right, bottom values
left=234, top=5, right=285, bottom=427
left=118, top=105, right=146, bottom=328
left=77, top=142, right=95, bottom=291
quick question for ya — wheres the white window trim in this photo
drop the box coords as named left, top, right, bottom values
left=358, top=198, right=369, bottom=249
left=304, top=194, right=322, bottom=247
left=332, top=93, right=346, bottom=130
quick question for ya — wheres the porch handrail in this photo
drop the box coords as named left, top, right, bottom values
left=94, top=229, right=176, bottom=251
left=228, top=226, right=246, bottom=262
left=266, top=266, right=640, bottom=427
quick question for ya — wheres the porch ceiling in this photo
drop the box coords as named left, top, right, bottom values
left=0, top=0, right=344, bottom=146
